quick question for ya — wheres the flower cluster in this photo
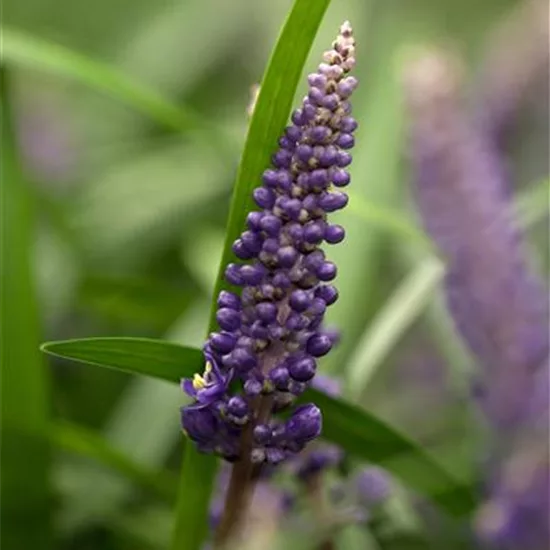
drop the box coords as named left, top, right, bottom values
left=402, top=48, right=549, bottom=430
left=181, top=21, right=358, bottom=464
left=403, top=47, right=549, bottom=548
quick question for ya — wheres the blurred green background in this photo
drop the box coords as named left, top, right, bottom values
left=1, top=0, right=548, bottom=548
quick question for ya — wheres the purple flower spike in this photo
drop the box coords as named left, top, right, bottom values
left=181, top=21, right=357, bottom=464
left=403, top=48, right=549, bottom=430
left=404, top=48, right=550, bottom=548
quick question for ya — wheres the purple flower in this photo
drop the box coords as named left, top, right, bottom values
left=295, top=445, right=344, bottom=480
left=181, top=21, right=358, bottom=464
left=403, top=48, right=549, bottom=548
left=292, top=375, right=345, bottom=481
left=403, top=49, right=549, bottom=430
left=476, top=437, right=549, bottom=549
left=181, top=352, right=232, bottom=409
left=355, top=466, right=392, bottom=506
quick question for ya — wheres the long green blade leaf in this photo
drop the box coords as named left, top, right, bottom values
left=52, top=421, right=176, bottom=502
left=171, top=445, right=217, bottom=549
left=1, top=68, right=52, bottom=548
left=41, top=337, right=203, bottom=381
left=346, top=256, right=445, bottom=398
left=40, top=337, right=476, bottom=516
left=347, top=191, right=435, bottom=251
left=0, top=27, right=235, bottom=160
left=303, top=389, right=475, bottom=516
left=206, top=0, right=332, bottom=329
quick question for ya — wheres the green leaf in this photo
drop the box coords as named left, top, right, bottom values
left=347, top=191, right=435, bottom=252
left=0, top=27, right=235, bottom=160
left=58, top=376, right=186, bottom=532
left=206, top=0, right=332, bottom=329
left=78, top=274, right=195, bottom=329
left=40, top=337, right=476, bottom=516
left=52, top=421, right=176, bottom=503
left=303, top=389, right=475, bottom=516
left=346, top=256, right=445, bottom=399
left=1, top=68, right=52, bottom=548
left=171, top=445, right=218, bottom=549
left=41, top=337, right=203, bottom=383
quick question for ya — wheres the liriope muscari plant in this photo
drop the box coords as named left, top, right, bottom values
left=180, top=20, right=358, bottom=544
left=403, top=47, right=549, bottom=549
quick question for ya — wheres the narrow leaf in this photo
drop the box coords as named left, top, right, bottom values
left=304, top=389, right=476, bottom=516
left=40, top=337, right=476, bottom=515
left=346, top=256, right=445, bottom=398
left=1, top=68, right=52, bottom=548
left=171, top=445, right=218, bottom=549
left=347, top=191, right=435, bottom=252
left=207, top=0, right=332, bottom=329
left=41, top=337, right=202, bottom=383
left=1, top=27, right=235, bottom=160
left=52, top=421, right=176, bottom=502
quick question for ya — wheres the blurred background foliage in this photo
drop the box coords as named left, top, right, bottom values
left=1, top=0, right=548, bottom=549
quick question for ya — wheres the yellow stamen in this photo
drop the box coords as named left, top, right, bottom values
left=192, top=373, right=206, bottom=390
left=191, top=362, right=213, bottom=390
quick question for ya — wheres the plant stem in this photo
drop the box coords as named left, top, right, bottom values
left=213, top=396, right=272, bottom=548
left=305, top=474, right=336, bottom=550
left=212, top=437, right=255, bottom=548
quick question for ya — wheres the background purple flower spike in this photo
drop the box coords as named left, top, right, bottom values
left=403, top=47, right=550, bottom=550
left=403, top=48, right=549, bottom=431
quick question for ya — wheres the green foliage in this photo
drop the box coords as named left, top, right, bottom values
left=41, top=337, right=476, bottom=515
left=346, top=257, right=445, bottom=399
left=206, top=0, right=332, bottom=329
left=0, top=27, right=235, bottom=159
left=41, top=337, right=203, bottom=382
left=4, top=0, right=548, bottom=548
left=172, top=445, right=218, bottom=550
left=0, top=68, right=52, bottom=549
left=52, top=421, right=176, bottom=502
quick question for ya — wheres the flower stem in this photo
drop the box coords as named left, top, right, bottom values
left=212, top=437, right=255, bottom=548
left=213, top=396, right=272, bottom=548
left=306, top=474, right=336, bottom=550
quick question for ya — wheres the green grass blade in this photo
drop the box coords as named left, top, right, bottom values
left=0, top=68, right=52, bottom=549
left=171, top=445, right=218, bottom=549
left=347, top=191, right=435, bottom=251
left=40, top=337, right=476, bottom=516
left=346, top=256, right=445, bottom=399
left=0, top=27, right=235, bottom=160
left=78, top=273, right=195, bottom=329
left=206, top=0, right=332, bottom=330
left=41, top=337, right=203, bottom=381
left=305, top=389, right=476, bottom=516
left=52, top=421, right=176, bottom=502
